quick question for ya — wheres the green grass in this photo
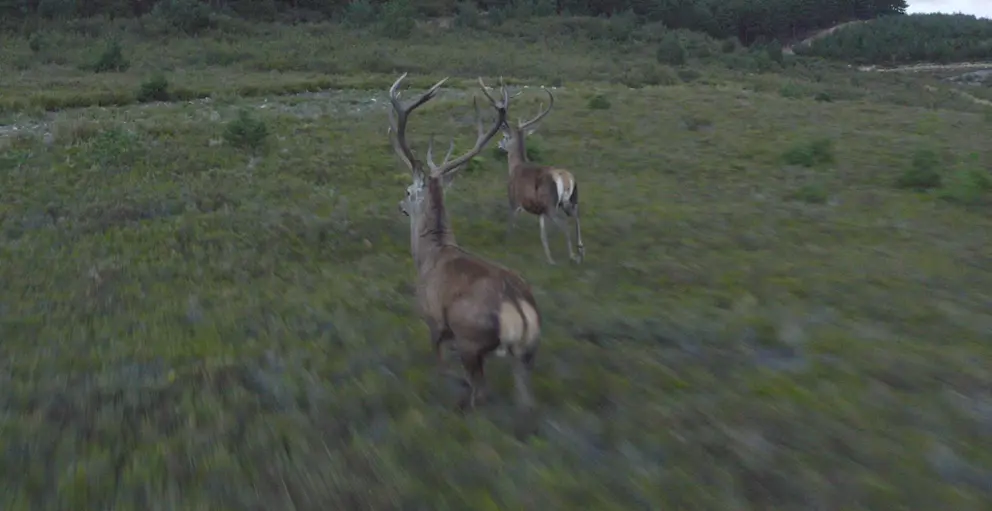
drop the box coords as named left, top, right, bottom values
left=3, top=19, right=992, bottom=510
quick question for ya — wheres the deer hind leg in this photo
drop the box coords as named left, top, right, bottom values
left=456, top=347, right=488, bottom=412
left=552, top=210, right=579, bottom=264
left=539, top=214, right=556, bottom=265
left=571, top=203, right=584, bottom=263
left=511, top=349, right=539, bottom=439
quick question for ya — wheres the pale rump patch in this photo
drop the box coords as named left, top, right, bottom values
left=497, top=298, right=540, bottom=357
left=548, top=168, right=575, bottom=208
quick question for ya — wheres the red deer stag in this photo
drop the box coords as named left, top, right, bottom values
left=387, top=73, right=541, bottom=427
left=496, top=84, right=584, bottom=265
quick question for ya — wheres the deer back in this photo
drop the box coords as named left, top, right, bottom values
left=509, top=162, right=560, bottom=216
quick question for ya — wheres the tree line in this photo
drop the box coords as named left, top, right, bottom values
left=4, top=0, right=909, bottom=45
left=795, top=13, right=992, bottom=65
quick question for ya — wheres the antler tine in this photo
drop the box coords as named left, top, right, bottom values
left=443, top=139, right=455, bottom=163
left=431, top=77, right=509, bottom=177
left=518, top=88, right=554, bottom=130
left=387, top=73, right=450, bottom=172
left=425, top=134, right=457, bottom=174
left=426, top=134, right=436, bottom=170
left=477, top=76, right=500, bottom=107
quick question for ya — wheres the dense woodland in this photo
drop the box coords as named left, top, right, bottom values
left=3, top=0, right=908, bottom=45
left=796, top=13, right=992, bottom=65
left=2, top=0, right=992, bottom=65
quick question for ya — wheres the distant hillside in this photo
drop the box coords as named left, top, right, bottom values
left=794, top=13, right=992, bottom=65
left=2, top=0, right=909, bottom=48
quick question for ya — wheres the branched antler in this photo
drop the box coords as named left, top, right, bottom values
left=387, top=72, right=448, bottom=172
left=388, top=74, right=510, bottom=178
left=516, top=88, right=554, bottom=131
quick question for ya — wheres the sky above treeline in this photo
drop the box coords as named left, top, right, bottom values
left=907, top=0, right=992, bottom=18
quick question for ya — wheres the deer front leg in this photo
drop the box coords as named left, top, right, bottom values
left=427, top=318, right=466, bottom=385
left=539, top=214, right=556, bottom=265
left=506, top=205, right=522, bottom=237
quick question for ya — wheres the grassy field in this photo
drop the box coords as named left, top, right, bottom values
left=2, top=18, right=992, bottom=510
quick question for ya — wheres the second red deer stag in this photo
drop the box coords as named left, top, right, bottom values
left=386, top=73, right=542, bottom=431
left=497, top=85, right=584, bottom=265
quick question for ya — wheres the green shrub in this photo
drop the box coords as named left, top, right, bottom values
left=136, top=73, right=171, bottom=103
left=151, top=0, right=214, bottom=34
left=787, top=183, right=829, bottom=204
left=379, top=0, right=416, bottom=39
left=453, top=1, right=481, bottom=29
left=28, top=33, right=44, bottom=53
left=895, top=149, right=942, bottom=191
left=224, top=110, right=269, bottom=153
left=342, top=0, right=377, bottom=27
left=721, top=37, right=739, bottom=53
left=620, top=64, right=678, bottom=88
left=491, top=137, right=543, bottom=162
left=766, top=40, right=785, bottom=64
left=782, top=138, right=835, bottom=167
left=587, top=94, right=611, bottom=110
left=656, top=33, right=686, bottom=66
left=89, top=38, right=130, bottom=73
left=37, top=0, right=76, bottom=20
left=937, top=167, right=991, bottom=204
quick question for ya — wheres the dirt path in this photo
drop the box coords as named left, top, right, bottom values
left=783, top=20, right=867, bottom=54
left=922, top=84, right=992, bottom=107
left=858, top=62, right=992, bottom=73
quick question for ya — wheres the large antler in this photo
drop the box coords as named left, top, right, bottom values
left=515, top=88, right=554, bottom=131
left=423, top=77, right=509, bottom=178
left=387, top=72, right=449, bottom=172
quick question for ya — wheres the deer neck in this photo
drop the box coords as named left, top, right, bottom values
left=411, top=177, right=456, bottom=273
left=506, top=129, right=528, bottom=172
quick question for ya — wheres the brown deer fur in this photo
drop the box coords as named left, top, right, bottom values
left=498, top=86, right=584, bottom=265
left=387, top=73, right=542, bottom=428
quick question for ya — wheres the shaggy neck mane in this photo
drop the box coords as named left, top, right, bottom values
left=412, top=176, right=456, bottom=270
left=507, top=128, right=528, bottom=169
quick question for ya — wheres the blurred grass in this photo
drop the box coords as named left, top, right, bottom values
left=2, top=17, right=992, bottom=510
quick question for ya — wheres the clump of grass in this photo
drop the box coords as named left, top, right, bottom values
left=895, top=149, right=942, bottom=191
left=620, top=64, right=678, bottom=88
left=787, top=183, right=829, bottom=204
left=677, top=68, right=701, bottom=83
left=781, top=138, right=835, bottom=167
left=681, top=115, right=713, bottom=131
left=136, top=73, right=171, bottom=103
left=779, top=82, right=807, bottom=99
left=587, top=93, right=611, bottom=110
left=223, top=109, right=269, bottom=152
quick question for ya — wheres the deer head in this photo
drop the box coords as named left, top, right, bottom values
left=387, top=73, right=509, bottom=216
left=497, top=86, right=554, bottom=155
left=386, top=73, right=508, bottom=247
